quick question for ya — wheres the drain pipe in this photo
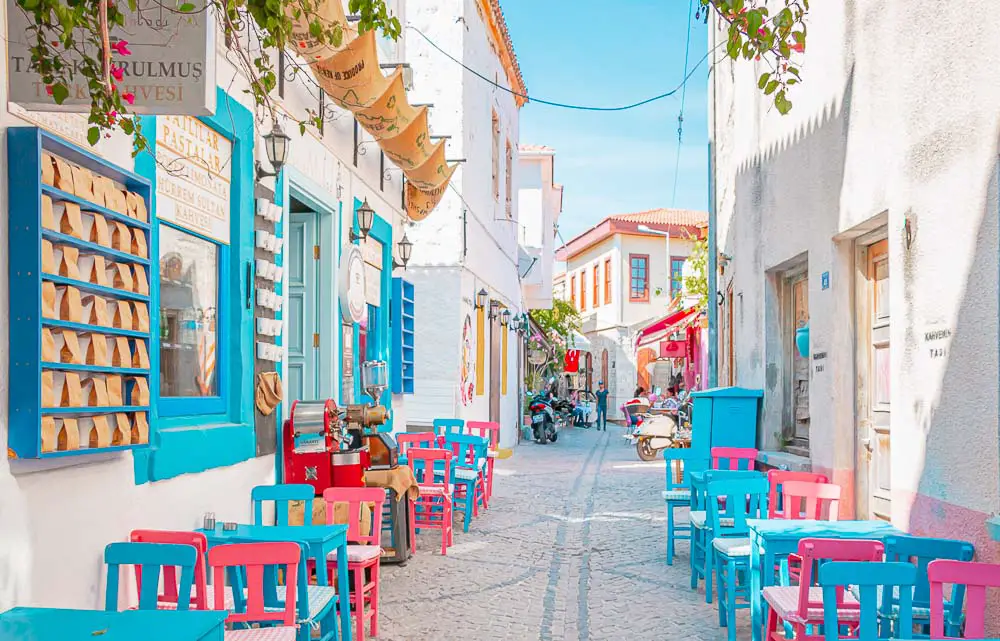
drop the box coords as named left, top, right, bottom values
left=707, top=17, right=719, bottom=389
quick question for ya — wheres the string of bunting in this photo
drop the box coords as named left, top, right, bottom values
left=287, top=1, right=457, bottom=221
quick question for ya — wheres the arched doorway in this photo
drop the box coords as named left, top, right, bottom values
left=585, top=353, right=593, bottom=391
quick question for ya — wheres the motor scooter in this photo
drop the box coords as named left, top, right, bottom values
left=528, top=393, right=559, bottom=444
left=623, top=398, right=683, bottom=461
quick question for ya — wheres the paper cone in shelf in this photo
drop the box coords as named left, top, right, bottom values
left=88, top=212, right=111, bottom=247
left=60, top=330, right=84, bottom=365
left=104, top=183, right=128, bottom=216
left=58, top=418, right=80, bottom=451
left=128, top=377, right=150, bottom=406
left=41, top=417, right=57, bottom=453
left=134, top=267, right=149, bottom=296
left=59, top=246, right=81, bottom=280
left=41, top=239, right=57, bottom=274
left=131, top=412, right=149, bottom=444
left=42, top=328, right=58, bottom=362
left=111, top=222, right=131, bottom=254
left=126, top=192, right=148, bottom=223
left=91, top=175, right=108, bottom=208
left=42, top=282, right=58, bottom=319
left=113, top=264, right=134, bottom=292
left=86, top=333, right=111, bottom=367
left=70, top=165, right=95, bottom=201
left=83, top=255, right=110, bottom=287
left=113, top=300, right=132, bottom=330
left=84, top=376, right=110, bottom=407
left=59, top=286, right=83, bottom=323
left=41, top=371, right=57, bottom=407
left=132, top=231, right=148, bottom=259
left=87, top=416, right=111, bottom=448
left=106, top=374, right=124, bottom=405
left=84, top=294, right=111, bottom=327
left=52, top=156, right=74, bottom=192
left=133, top=303, right=150, bottom=333
left=60, top=371, right=83, bottom=407
left=60, top=202, right=85, bottom=239
left=112, top=413, right=131, bottom=446
left=41, top=153, right=56, bottom=186
left=132, top=340, right=150, bottom=369
left=41, top=195, right=57, bottom=231
left=111, top=337, right=131, bottom=368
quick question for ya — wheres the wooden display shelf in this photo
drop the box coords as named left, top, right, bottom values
left=41, top=184, right=150, bottom=231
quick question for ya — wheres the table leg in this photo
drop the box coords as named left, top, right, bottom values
left=335, top=540, right=352, bottom=641
left=750, top=538, right=762, bottom=641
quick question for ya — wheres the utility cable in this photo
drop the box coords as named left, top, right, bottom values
left=671, top=0, right=695, bottom=206
left=408, top=24, right=713, bottom=112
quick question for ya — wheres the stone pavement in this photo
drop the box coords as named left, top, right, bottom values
left=376, top=425, right=752, bottom=640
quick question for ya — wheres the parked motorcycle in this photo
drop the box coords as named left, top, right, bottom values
left=622, top=397, right=685, bottom=461
left=528, top=394, right=559, bottom=444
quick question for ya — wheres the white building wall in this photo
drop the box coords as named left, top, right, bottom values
left=0, top=0, right=414, bottom=610
left=712, top=0, right=1000, bottom=576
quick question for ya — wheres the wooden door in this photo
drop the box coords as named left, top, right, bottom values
left=861, top=240, right=892, bottom=520
left=287, top=212, right=320, bottom=401
left=790, top=275, right=810, bottom=441
left=489, top=313, right=501, bottom=422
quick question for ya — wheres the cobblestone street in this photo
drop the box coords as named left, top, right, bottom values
left=377, top=425, right=751, bottom=640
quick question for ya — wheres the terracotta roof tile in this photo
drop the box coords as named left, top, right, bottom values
left=607, top=208, right=708, bottom=226
left=519, top=144, right=555, bottom=153
left=483, top=0, right=527, bottom=105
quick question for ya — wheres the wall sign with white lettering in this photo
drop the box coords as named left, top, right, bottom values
left=155, top=116, right=232, bottom=244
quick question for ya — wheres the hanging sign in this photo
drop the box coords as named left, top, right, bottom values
left=6, top=0, right=216, bottom=115
left=659, top=340, right=686, bottom=359
left=155, top=116, right=232, bottom=243
left=340, top=245, right=367, bottom=324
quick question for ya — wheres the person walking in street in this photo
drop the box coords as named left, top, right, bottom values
left=595, top=381, right=609, bottom=431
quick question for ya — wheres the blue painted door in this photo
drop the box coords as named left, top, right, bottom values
left=287, top=212, right=320, bottom=401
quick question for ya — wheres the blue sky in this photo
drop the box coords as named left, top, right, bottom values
left=503, top=0, right=709, bottom=241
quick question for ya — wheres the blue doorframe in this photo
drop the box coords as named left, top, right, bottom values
left=273, top=167, right=340, bottom=478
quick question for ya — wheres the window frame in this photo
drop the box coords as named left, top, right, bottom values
left=570, top=274, right=577, bottom=308
left=592, top=264, right=600, bottom=307
left=604, top=258, right=612, bottom=305
left=670, top=256, right=686, bottom=299
left=504, top=139, right=513, bottom=218
left=491, top=110, right=500, bottom=201
left=579, top=269, right=587, bottom=311
left=629, top=254, right=650, bottom=302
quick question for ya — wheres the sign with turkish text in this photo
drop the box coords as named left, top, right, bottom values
left=340, top=245, right=367, bottom=324
left=6, top=0, right=215, bottom=115
left=155, top=116, right=231, bottom=243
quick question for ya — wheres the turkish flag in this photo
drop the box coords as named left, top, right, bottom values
left=659, top=340, right=686, bottom=359
left=564, top=349, right=580, bottom=373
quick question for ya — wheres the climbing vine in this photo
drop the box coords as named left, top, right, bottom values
left=14, top=0, right=400, bottom=155
left=701, top=0, right=808, bottom=114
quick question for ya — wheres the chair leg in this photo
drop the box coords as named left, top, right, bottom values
left=690, top=528, right=700, bottom=589
left=725, top=558, right=737, bottom=641
left=487, top=458, right=495, bottom=502
left=704, top=538, right=714, bottom=604
left=369, top=560, right=380, bottom=638
left=408, top=500, right=417, bottom=554
left=717, top=551, right=727, bottom=629
left=666, top=504, right=675, bottom=565
left=463, top=483, right=474, bottom=533
left=352, top=567, right=365, bottom=641
left=765, top=606, right=779, bottom=641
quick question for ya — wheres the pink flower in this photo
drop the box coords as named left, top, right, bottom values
left=111, top=40, right=131, bottom=56
left=122, top=92, right=135, bottom=105
left=790, top=42, right=805, bottom=53
left=110, top=65, right=124, bottom=82
left=45, top=85, right=53, bottom=95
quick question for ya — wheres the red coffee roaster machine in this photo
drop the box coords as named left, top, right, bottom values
left=281, top=361, right=411, bottom=563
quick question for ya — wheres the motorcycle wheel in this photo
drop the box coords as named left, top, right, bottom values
left=549, top=432, right=558, bottom=443
left=636, top=439, right=658, bottom=462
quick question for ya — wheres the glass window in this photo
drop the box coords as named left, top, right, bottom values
left=604, top=259, right=611, bottom=304
left=630, top=255, right=648, bottom=301
left=670, top=258, right=686, bottom=298
left=592, top=264, right=600, bottom=306
left=570, top=275, right=576, bottom=308
left=159, top=225, right=219, bottom=397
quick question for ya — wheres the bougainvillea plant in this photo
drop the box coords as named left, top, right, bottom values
left=14, top=0, right=400, bottom=155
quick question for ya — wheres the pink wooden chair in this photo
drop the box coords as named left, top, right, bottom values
left=397, top=432, right=438, bottom=460
left=767, top=470, right=829, bottom=519
left=127, top=529, right=234, bottom=611
left=467, top=420, right=501, bottom=506
left=763, top=538, right=883, bottom=641
left=208, top=542, right=299, bottom=641
left=928, top=559, right=1000, bottom=640
left=712, top=446, right=758, bottom=471
left=782, top=480, right=842, bottom=521
left=323, top=486, right=385, bottom=641
left=407, top=447, right=454, bottom=555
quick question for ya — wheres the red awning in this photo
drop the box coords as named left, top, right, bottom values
left=635, top=307, right=699, bottom=349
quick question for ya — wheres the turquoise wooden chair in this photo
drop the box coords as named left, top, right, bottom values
left=820, top=561, right=916, bottom=640
left=689, top=469, right=763, bottom=601
left=662, top=449, right=707, bottom=565
left=104, top=542, right=197, bottom=611
left=433, top=418, right=466, bottom=443
left=252, top=483, right=315, bottom=526
left=878, top=535, right=975, bottom=638
left=442, top=432, right=488, bottom=532
left=707, top=476, right=768, bottom=641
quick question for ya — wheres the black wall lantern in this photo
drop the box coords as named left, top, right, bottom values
left=488, top=300, right=500, bottom=320
left=256, top=121, right=291, bottom=180
left=393, top=232, right=413, bottom=270
left=500, top=308, right=511, bottom=327
left=475, top=288, right=489, bottom=310
left=350, top=199, right=375, bottom=242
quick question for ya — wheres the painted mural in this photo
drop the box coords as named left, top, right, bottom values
left=460, top=313, right=475, bottom=406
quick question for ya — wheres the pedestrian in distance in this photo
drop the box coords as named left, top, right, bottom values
left=595, top=381, right=609, bottom=431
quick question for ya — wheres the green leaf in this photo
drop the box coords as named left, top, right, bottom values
left=178, top=2, right=195, bottom=11
left=87, top=126, right=100, bottom=146
left=51, top=83, right=69, bottom=104
left=120, top=118, right=134, bottom=135
left=746, top=9, right=762, bottom=36
left=792, top=30, right=805, bottom=44
left=758, top=72, right=771, bottom=89
left=21, top=0, right=40, bottom=10
left=764, top=80, right=779, bottom=95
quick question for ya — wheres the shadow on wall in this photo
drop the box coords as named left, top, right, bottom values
left=0, top=465, right=33, bottom=610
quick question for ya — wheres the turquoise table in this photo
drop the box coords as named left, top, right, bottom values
left=0, top=607, right=226, bottom=641
left=747, top=519, right=903, bottom=641
left=198, top=523, right=351, bottom=641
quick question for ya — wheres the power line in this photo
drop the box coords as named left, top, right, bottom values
left=671, top=0, right=695, bottom=207
left=407, top=24, right=712, bottom=112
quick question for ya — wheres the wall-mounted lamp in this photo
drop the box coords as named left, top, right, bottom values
left=488, top=300, right=500, bottom=320
left=475, top=288, right=489, bottom=310
left=255, top=121, right=291, bottom=180
left=350, top=199, right=375, bottom=242
left=500, top=308, right=511, bottom=327
left=392, top=232, right=413, bottom=270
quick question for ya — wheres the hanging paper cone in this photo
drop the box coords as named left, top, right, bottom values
left=403, top=142, right=451, bottom=191
left=311, top=30, right=389, bottom=110
left=381, top=108, right=437, bottom=170
left=406, top=164, right=458, bottom=222
left=356, top=70, right=420, bottom=140
left=287, top=0, right=352, bottom=62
